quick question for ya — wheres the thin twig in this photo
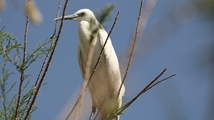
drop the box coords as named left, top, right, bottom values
left=117, top=0, right=144, bottom=99
left=65, top=96, right=79, bottom=119
left=14, top=1, right=29, bottom=119
left=65, top=11, right=120, bottom=120
left=0, top=26, right=5, bottom=32
left=34, top=0, right=62, bottom=93
left=23, top=0, right=70, bottom=119
left=145, top=74, right=176, bottom=91
left=114, top=68, right=176, bottom=116
left=74, top=38, right=96, bottom=120
left=22, top=0, right=62, bottom=117
left=53, top=0, right=63, bottom=36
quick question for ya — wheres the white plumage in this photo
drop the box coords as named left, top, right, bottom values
left=54, top=9, right=125, bottom=120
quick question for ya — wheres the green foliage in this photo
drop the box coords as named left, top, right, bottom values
left=0, top=28, right=22, bottom=70
left=25, top=39, right=53, bottom=70
left=95, top=3, right=116, bottom=27
left=0, top=27, right=52, bottom=120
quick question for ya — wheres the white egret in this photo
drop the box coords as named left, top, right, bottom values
left=54, top=9, right=125, bottom=120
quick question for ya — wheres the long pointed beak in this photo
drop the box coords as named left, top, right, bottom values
left=53, top=14, right=78, bottom=21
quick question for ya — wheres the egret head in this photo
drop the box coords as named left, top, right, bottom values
left=54, top=9, right=96, bottom=22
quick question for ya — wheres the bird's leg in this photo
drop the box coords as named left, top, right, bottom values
left=89, top=105, right=96, bottom=120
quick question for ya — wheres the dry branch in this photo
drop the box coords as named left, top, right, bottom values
left=23, top=0, right=63, bottom=118
left=23, top=0, right=70, bottom=119
left=74, top=35, right=96, bottom=120
left=117, top=0, right=144, bottom=99
left=14, top=1, right=30, bottom=119
left=114, top=68, right=176, bottom=116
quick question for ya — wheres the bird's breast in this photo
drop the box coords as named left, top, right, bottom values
left=78, top=21, right=91, bottom=44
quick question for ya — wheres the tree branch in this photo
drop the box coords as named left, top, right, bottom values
left=14, top=0, right=29, bottom=119
left=23, top=0, right=70, bottom=119
left=22, top=0, right=62, bottom=118
left=117, top=0, right=144, bottom=99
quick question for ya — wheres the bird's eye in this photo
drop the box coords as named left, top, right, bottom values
left=80, top=12, right=85, bottom=16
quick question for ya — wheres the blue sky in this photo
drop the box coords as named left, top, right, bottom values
left=0, top=0, right=213, bottom=120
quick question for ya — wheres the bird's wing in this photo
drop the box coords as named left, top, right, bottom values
left=77, top=46, right=85, bottom=77
left=98, top=29, right=125, bottom=97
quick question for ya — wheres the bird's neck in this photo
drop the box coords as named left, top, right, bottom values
left=88, top=18, right=103, bottom=32
left=78, top=21, right=96, bottom=44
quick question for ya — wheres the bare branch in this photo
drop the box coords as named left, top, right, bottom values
left=14, top=0, right=29, bottom=119
left=74, top=37, right=96, bottom=120
left=117, top=0, right=144, bottom=99
left=53, top=0, right=63, bottom=37
left=115, top=68, right=174, bottom=116
left=22, top=0, right=62, bottom=118
left=145, top=74, right=176, bottom=91
left=23, top=0, right=70, bottom=119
